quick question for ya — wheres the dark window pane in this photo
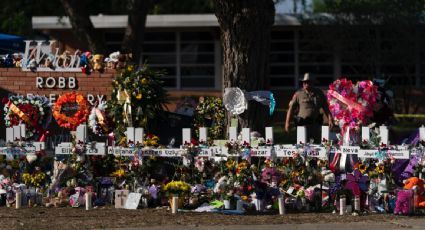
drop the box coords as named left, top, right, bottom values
left=299, top=65, right=333, bottom=75
left=142, top=54, right=175, bottom=64
left=299, top=42, right=330, bottom=51
left=181, top=66, right=214, bottom=76
left=162, top=77, right=177, bottom=88
left=270, top=65, right=294, bottom=75
left=181, top=77, right=215, bottom=88
left=270, top=77, right=294, bottom=87
left=150, top=66, right=176, bottom=76
left=381, top=65, right=414, bottom=74
left=270, top=53, right=294, bottom=63
left=145, top=32, right=175, bottom=41
left=316, top=76, right=334, bottom=86
left=388, top=76, right=415, bottom=85
left=106, top=44, right=122, bottom=53
left=271, top=42, right=294, bottom=51
left=181, top=32, right=214, bottom=41
left=271, top=30, right=294, bottom=40
left=104, top=32, right=124, bottom=41
left=341, top=65, right=374, bottom=75
left=181, top=43, right=214, bottom=52
left=181, top=54, right=214, bottom=64
left=299, top=53, right=333, bottom=62
left=143, top=44, right=175, bottom=52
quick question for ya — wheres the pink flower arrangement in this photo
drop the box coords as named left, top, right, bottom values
left=327, top=78, right=378, bottom=136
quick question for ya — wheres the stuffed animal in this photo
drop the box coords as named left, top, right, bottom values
left=403, top=177, right=425, bottom=208
left=80, top=51, right=92, bottom=74
left=116, top=53, right=132, bottom=69
left=93, top=54, right=104, bottom=72
left=394, top=189, right=413, bottom=215
left=321, top=167, right=335, bottom=183
left=108, top=51, right=120, bottom=69
left=213, top=176, right=228, bottom=194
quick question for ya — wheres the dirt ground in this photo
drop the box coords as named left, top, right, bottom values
left=0, top=206, right=423, bottom=230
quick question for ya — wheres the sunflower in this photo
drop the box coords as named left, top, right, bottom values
left=237, top=161, right=249, bottom=171
left=375, top=164, right=385, bottom=174
left=225, top=159, right=236, bottom=169
left=359, top=163, right=367, bottom=174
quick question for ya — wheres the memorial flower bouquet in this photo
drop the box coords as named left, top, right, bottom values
left=108, top=64, right=168, bottom=141
left=163, top=180, right=191, bottom=196
left=3, top=95, right=51, bottom=140
left=22, top=171, right=47, bottom=188
left=193, top=96, right=225, bottom=141
left=327, top=78, right=378, bottom=142
left=143, top=133, right=160, bottom=147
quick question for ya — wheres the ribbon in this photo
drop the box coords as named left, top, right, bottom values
left=245, top=91, right=276, bottom=115
left=117, top=89, right=132, bottom=126
left=94, top=108, right=108, bottom=132
left=5, top=99, right=48, bottom=141
left=328, top=90, right=365, bottom=112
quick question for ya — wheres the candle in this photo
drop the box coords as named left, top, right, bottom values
left=278, top=195, right=285, bottom=215
left=339, top=197, right=346, bottom=215
left=85, top=192, right=92, bottom=210
left=16, top=191, right=22, bottom=209
left=172, top=196, right=178, bottom=214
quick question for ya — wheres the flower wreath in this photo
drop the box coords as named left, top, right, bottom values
left=53, top=92, right=89, bottom=130
left=2, top=95, right=51, bottom=140
left=88, top=102, right=112, bottom=135
left=327, top=78, right=377, bottom=132
left=193, top=96, right=225, bottom=141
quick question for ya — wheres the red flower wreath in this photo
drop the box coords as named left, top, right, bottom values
left=53, top=92, right=89, bottom=130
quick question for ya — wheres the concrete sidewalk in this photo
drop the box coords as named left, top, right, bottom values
left=114, top=219, right=425, bottom=230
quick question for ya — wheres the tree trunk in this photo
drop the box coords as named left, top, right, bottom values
left=60, top=0, right=106, bottom=53
left=214, top=0, right=275, bottom=134
left=121, top=0, right=153, bottom=66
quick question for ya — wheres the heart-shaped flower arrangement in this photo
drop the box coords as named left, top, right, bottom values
left=327, top=78, right=378, bottom=132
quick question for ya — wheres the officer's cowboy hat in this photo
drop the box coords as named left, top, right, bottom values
left=300, top=73, right=316, bottom=83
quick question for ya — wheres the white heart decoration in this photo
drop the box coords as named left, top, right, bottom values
left=26, top=154, right=38, bottom=164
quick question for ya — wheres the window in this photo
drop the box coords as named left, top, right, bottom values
left=269, top=30, right=295, bottom=88
left=141, top=31, right=217, bottom=89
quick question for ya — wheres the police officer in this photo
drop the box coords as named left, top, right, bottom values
left=285, top=73, right=333, bottom=141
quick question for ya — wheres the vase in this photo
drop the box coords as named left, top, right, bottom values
left=169, top=194, right=184, bottom=210
left=223, top=199, right=230, bottom=209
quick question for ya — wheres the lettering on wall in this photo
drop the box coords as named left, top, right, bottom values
left=36, top=76, right=77, bottom=89
left=22, top=40, right=82, bottom=72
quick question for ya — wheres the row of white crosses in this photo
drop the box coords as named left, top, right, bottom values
left=54, top=124, right=425, bottom=160
left=55, top=124, right=106, bottom=155
left=1, top=125, right=45, bottom=156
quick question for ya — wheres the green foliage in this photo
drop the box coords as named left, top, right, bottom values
left=193, top=96, right=225, bottom=141
left=312, top=0, right=425, bottom=24
left=107, top=65, right=169, bottom=140
left=1, top=0, right=214, bottom=36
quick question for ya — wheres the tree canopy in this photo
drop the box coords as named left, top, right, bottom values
left=312, top=0, right=425, bottom=24
left=0, top=0, right=213, bottom=37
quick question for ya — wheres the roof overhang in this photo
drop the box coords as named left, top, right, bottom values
left=32, top=14, right=302, bottom=30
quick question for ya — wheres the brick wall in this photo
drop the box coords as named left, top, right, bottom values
left=0, top=68, right=115, bottom=100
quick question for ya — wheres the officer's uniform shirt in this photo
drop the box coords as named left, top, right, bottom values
left=289, top=87, right=328, bottom=120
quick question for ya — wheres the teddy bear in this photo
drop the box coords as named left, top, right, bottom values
left=108, top=51, right=120, bottom=69
left=92, top=54, right=105, bottom=72
left=116, top=53, right=132, bottom=69
left=403, top=177, right=425, bottom=208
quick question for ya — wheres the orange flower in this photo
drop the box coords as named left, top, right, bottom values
left=53, top=92, right=89, bottom=130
